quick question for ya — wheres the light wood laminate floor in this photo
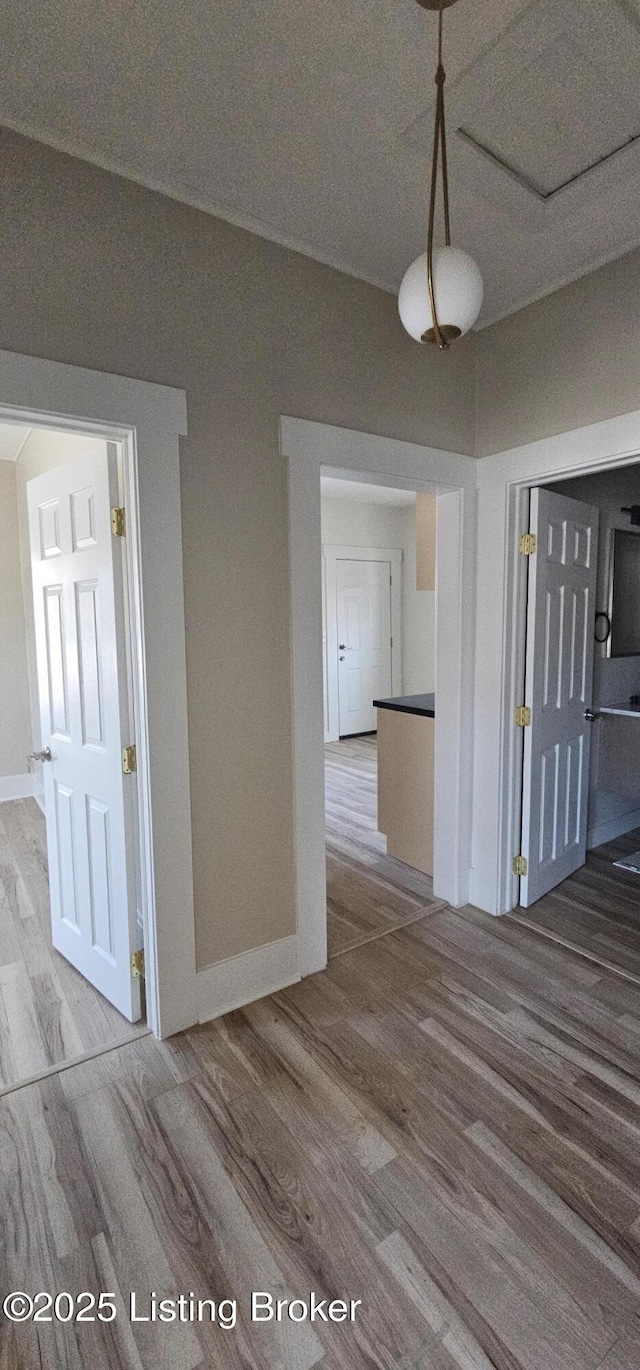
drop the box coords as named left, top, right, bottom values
left=4, top=904, right=640, bottom=1367
left=325, top=735, right=445, bottom=957
left=510, top=827, right=640, bottom=983
left=0, top=799, right=145, bottom=1092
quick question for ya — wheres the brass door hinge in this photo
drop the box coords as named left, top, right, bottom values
left=131, top=949, right=145, bottom=978
left=122, top=744, right=137, bottom=774
left=512, top=855, right=527, bottom=876
left=519, top=533, right=536, bottom=555
left=111, top=506, right=126, bottom=537
left=515, top=705, right=531, bottom=727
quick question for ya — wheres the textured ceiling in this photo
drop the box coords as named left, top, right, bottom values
left=0, top=0, right=639, bottom=325
left=461, top=35, right=640, bottom=198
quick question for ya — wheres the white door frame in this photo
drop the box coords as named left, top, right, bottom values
left=0, top=349, right=197, bottom=1039
left=323, top=544, right=402, bottom=743
left=283, top=416, right=478, bottom=977
left=473, top=407, right=640, bottom=917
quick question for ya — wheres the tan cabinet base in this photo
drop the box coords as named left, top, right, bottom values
left=377, top=708, right=434, bottom=877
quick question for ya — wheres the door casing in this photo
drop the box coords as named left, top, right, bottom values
left=283, top=415, right=478, bottom=978
left=0, top=349, right=196, bottom=1038
left=473, top=409, right=640, bottom=918
left=287, top=409, right=640, bottom=942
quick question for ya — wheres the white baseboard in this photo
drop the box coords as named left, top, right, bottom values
left=0, top=773, right=35, bottom=803
left=196, top=934, right=300, bottom=1024
left=33, top=775, right=46, bottom=815
left=587, top=805, right=640, bottom=851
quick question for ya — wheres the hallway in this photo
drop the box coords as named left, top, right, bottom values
left=4, top=741, right=640, bottom=1368
left=3, top=896, right=640, bottom=1368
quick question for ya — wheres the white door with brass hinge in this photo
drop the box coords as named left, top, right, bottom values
left=520, top=487, right=599, bottom=906
left=27, top=445, right=142, bottom=1020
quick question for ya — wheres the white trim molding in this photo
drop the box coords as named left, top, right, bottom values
left=282, top=415, right=478, bottom=979
left=197, top=936, right=300, bottom=1024
left=33, top=773, right=46, bottom=814
left=0, top=348, right=196, bottom=1039
left=0, top=773, right=35, bottom=803
left=473, top=407, right=640, bottom=917
left=323, top=543, right=403, bottom=743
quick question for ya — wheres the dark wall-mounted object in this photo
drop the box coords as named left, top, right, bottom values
left=621, top=505, right=640, bottom=526
left=594, top=611, right=611, bottom=644
left=609, top=528, right=640, bottom=657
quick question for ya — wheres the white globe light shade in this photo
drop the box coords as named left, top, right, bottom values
left=398, top=246, right=484, bottom=343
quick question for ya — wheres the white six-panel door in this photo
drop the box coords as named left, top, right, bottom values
left=28, top=446, right=141, bottom=1021
left=520, top=487, right=599, bottom=906
left=337, top=558, right=392, bottom=735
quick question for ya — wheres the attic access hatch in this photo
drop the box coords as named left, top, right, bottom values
left=401, top=0, right=640, bottom=232
left=460, top=34, right=640, bottom=201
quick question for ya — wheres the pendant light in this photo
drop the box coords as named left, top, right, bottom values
left=398, top=0, right=483, bottom=349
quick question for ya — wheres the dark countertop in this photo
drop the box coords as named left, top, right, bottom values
left=373, top=693, right=435, bottom=718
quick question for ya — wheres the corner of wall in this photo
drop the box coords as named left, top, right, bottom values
left=473, top=327, right=482, bottom=459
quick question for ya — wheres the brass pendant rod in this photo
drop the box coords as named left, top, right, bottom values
left=438, top=56, right=451, bottom=244
left=426, top=89, right=445, bottom=348
left=425, top=2, right=448, bottom=349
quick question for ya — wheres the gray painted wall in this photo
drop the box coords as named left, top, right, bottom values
left=476, top=248, right=640, bottom=456
left=3, top=125, right=640, bottom=969
left=0, top=129, right=476, bottom=971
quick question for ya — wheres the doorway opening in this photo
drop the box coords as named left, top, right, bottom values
left=320, top=474, right=448, bottom=960
left=0, top=418, right=151, bottom=1092
left=507, top=459, right=640, bottom=982
left=0, top=348, right=195, bottom=1047
left=284, top=415, right=477, bottom=981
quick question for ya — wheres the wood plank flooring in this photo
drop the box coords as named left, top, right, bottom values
left=4, top=904, right=640, bottom=1367
left=4, top=739, right=640, bottom=1365
left=510, top=827, right=640, bottom=982
left=0, top=799, right=145, bottom=1092
left=325, top=736, right=445, bottom=956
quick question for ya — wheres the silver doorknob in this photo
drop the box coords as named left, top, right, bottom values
left=584, top=710, right=600, bottom=722
left=27, top=747, right=52, bottom=769
left=339, top=643, right=346, bottom=650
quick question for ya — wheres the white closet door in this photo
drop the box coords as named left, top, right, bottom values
left=337, top=558, right=392, bottom=735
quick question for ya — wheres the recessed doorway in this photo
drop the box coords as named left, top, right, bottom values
left=284, top=415, right=477, bottom=980
left=0, top=344, right=196, bottom=1084
left=320, top=474, right=451, bottom=960
left=0, top=420, right=149, bottom=1091
left=508, top=460, right=640, bottom=982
